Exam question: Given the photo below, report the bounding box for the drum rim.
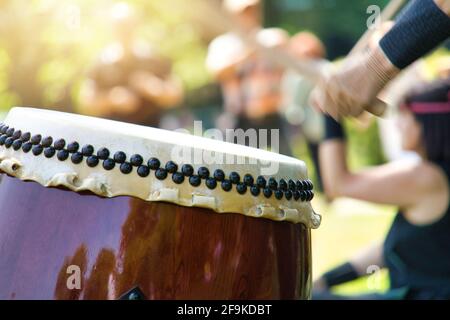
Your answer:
[0,108,321,228]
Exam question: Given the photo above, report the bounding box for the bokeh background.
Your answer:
[0,0,448,296]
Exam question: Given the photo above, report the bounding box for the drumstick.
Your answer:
[349,0,408,56]
[194,0,406,116]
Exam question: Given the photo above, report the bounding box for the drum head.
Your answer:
[0,107,320,228]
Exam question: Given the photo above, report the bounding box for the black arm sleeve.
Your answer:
[324,115,345,141]
[322,262,360,288]
[379,0,450,69]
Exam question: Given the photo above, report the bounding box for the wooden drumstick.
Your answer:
[349,0,408,56]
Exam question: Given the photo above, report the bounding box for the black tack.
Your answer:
[130,154,143,167]
[12,139,22,150]
[165,161,178,173]
[97,147,110,160]
[300,191,308,202]
[4,137,14,148]
[0,134,7,145]
[302,180,309,190]
[41,136,53,148]
[147,157,160,170]
[206,177,217,189]
[293,191,301,201]
[307,180,314,190]
[44,147,56,158]
[30,134,42,145]
[86,155,99,167]
[57,149,69,161]
[53,139,66,150]
[137,165,150,177]
[229,172,240,184]
[189,175,201,187]
[20,132,31,142]
[198,166,210,179]
[22,142,33,153]
[221,180,232,192]
[268,177,278,190]
[296,180,304,191]
[12,130,21,140]
[6,127,14,136]
[67,141,79,153]
[213,169,225,181]
[0,125,7,134]
[307,190,314,201]
[279,179,288,191]
[81,144,94,156]
[250,185,260,196]
[274,190,283,200]
[172,172,185,184]
[32,145,43,156]
[243,174,254,186]
[263,187,273,198]
[102,158,115,171]
[288,179,296,191]
[120,162,132,174]
[71,152,83,164]
[285,190,293,200]
[155,168,168,180]
[236,183,247,195]
[113,151,126,163]
[181,164,194,176]
[256,176,267,188]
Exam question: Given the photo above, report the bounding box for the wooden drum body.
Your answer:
[0,108,320,300]
[0,175,311,299]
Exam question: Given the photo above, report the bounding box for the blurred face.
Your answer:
[235,5,262,31]
[396,107,423,151]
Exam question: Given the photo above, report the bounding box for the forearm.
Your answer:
[130,72,183,108]
[79,87,111,116]
[142,81,183,108]
[349,241,385,275]
[380,0,450,69]
[316,242,384,290]
[319,141,349,199]
[319,116,350,199]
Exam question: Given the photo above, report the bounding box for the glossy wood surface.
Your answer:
[0,174,311,299]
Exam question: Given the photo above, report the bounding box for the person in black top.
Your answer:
[313,78,450,299]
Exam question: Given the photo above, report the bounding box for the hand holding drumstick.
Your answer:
[310,0,450,119]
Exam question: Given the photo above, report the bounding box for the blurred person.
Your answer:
[206,0,292,155]
[310,0,450,119]
[370,21,428,163]
[78,2,183,127]
[314,78,450,299]
[281,31,327,190]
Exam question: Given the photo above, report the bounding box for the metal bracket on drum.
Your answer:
[118,286,147,300]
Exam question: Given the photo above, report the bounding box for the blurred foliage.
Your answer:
[265,0,391,59]
[0,0,212,112]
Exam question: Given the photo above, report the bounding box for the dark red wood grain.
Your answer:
[0,174,311,299]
